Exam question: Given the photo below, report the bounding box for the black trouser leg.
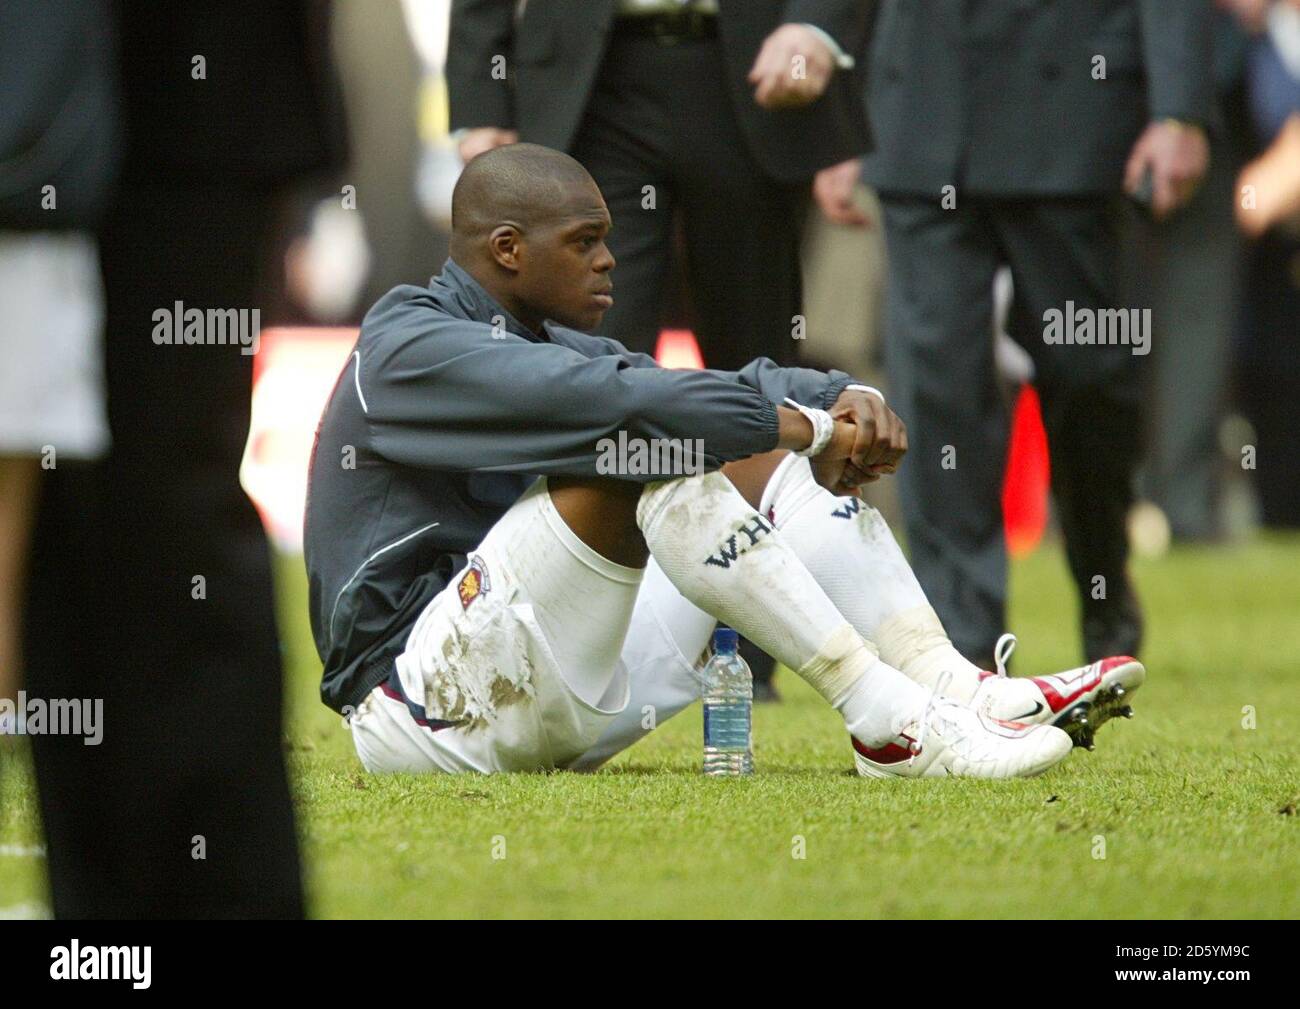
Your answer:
[571,30,806,687]
[996,197,1146,661]
[569,33,678,356]
[25,180,303,918]
[880,198,1006,661]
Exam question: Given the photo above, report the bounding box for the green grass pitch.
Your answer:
[2,538,1297,918]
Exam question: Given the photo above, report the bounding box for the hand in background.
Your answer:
[1214,0,1271,34]
[458,127,519,164]
[748,23,835,109]
[1124,120,1210,219]
[813,158,871,227]
[1236,113,1300,237]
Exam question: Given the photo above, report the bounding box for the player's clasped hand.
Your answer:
[830,388,908,486]
[810,391,908,497]
[809,421,862,496]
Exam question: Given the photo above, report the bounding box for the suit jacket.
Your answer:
[448,0,873,183]
[112,0,347,184]
[863,0,1216,197]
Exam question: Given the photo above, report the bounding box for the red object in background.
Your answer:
[241,327,359,552]
[1002,384,1051,558]
[655,328,705,369]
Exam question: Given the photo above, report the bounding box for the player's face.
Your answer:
[518,184,616,332]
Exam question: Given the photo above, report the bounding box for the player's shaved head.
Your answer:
[448,143,616,334]
[450,143,602,254]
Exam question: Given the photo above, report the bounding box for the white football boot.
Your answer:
[969,634,1147,750]
[853,676,1072,779]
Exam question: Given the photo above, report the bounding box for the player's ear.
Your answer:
[487,224,524,273]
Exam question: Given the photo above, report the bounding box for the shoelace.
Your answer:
[993,632,1018,678]
[909,669,952,765]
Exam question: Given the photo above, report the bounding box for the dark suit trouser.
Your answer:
[1122,147,1240,539]
[24,180,303,918]
[1237,228,1300,528]
[881,196,1145,663]
[568,29,804,369]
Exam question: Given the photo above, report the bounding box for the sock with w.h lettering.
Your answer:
[636,471,926,745]
[759,454,985,702]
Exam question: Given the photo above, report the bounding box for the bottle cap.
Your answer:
[712,627,739,654]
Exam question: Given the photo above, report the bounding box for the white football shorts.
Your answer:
[349,476,718,773]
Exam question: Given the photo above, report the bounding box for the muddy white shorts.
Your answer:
[350,477,718,773]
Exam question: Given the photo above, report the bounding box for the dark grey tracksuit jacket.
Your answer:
[305,258,862,714]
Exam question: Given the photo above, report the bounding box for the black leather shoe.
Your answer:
[1081,578,1144,663]
[739,636,780,703]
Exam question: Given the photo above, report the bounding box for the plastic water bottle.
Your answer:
[702,627,753,776]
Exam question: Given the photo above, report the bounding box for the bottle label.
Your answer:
[703,700,751,750]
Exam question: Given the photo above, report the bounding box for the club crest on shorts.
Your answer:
[458,556,491,609]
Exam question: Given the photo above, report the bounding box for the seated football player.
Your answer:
[304,144,1144,778]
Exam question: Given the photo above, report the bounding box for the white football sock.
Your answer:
[637,471,926,744]
[872,606,986,703]
[760,454,986,703]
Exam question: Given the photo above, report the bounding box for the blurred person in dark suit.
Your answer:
[447,0,871,368]
[1226,0,1300,527]
[864,0,1214,669]
[448,0,872,697]
[24,0,346,918]
[1122,8,1253,543]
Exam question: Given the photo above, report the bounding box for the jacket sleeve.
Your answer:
[1137,0,1216,128]
[447,0,516,132]
[362,318,787,482]
[731,356,860,412]
[551,327,862,413]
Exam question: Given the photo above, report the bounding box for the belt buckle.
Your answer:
[651,10,699,45]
